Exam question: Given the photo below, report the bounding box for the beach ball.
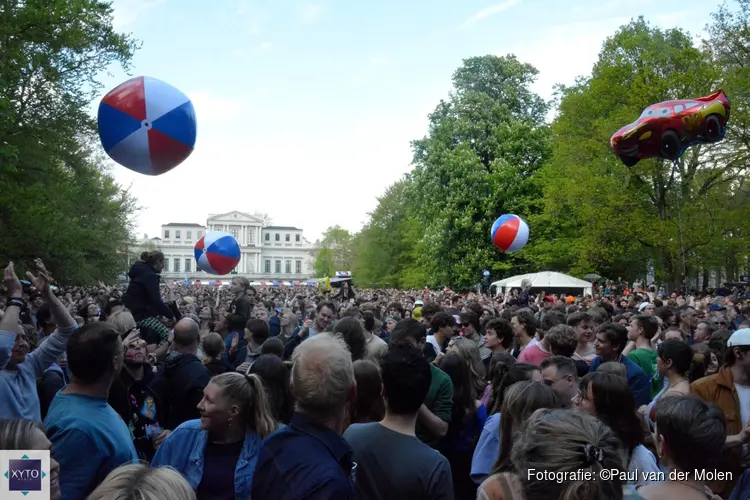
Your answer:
[194,232,240,275]
[97,76,197,176]
[491,214,529,252]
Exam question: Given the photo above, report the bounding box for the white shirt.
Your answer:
[735,383,750,457]
[426,335,442,355]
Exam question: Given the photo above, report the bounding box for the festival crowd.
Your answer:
[2,250,750,500]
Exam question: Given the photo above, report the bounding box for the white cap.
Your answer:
[727,328,750,347]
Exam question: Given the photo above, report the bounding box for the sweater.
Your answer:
[0,324,77,421]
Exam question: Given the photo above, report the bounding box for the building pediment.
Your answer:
[207,211,264,224]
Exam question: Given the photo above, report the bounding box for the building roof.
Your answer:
[263,226,301,231]
[163,223,206,228]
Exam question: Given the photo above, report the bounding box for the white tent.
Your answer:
[491,271,593,296]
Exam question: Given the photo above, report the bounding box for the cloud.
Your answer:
[298,4,324,25]
[463,0,520,28]
[110,0,166,29]
[369,56,386,68]
[254,41,273,54]
[188,91,253,124]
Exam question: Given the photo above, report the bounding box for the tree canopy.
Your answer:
[0,0,139,284]
[345,1,750,290]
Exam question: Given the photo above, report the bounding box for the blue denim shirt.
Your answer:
[251,412,356,500]
[151,419,260,499]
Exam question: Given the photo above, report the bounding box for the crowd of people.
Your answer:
[2,250,750,500]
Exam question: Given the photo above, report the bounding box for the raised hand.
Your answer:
[26,258,52,293]
[4,262,22,298]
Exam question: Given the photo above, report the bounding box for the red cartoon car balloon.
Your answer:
[610,90,730,167]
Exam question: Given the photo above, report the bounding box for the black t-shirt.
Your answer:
[343,423,453,500]
[196,440,243,500]
[126,377,162,462]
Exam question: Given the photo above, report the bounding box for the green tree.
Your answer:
[408,55,551,287]
[313,247,336,278]
[320,225,355,271]
[533,17,750,287]
[0,0,140,284]
[351,179,429,288]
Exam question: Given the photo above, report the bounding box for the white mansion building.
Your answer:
[139,211,318,281]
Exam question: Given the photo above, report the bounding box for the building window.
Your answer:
[275,260,281,273]
[164,230,170,239]
[275,233,280,241]
[285,260,291,273]
[185,258,191,272]
[231,229,239,239]
[285,234,290,242]
[186,230,192,240]
[175,230,181,239]
[164,258,169,271]
[197,231,203,239]
[264,260,271,273]
[295,260,302,274]
[174,259,180,272]
[295,234,300,242]
[265,233,270,241]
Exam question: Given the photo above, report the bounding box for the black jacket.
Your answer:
[123,261,174,322]
[151,352,211,430]
[204,359,232,376]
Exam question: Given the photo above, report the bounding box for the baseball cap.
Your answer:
[543,296,554,302]
[415,299,424,306]
[727,328,750,347]
[709,304,727,312]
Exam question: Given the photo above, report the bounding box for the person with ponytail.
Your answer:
[151,371,278,499]
[122,250,175,356]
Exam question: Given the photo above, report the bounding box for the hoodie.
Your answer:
[123,261,174,322]
[151,352,210,431]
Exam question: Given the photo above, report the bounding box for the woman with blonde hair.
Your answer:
[151,371,277,499]
[86,464,195,500]
[449,336,488,402]
[277,307,298,344]
[106,310,137,335]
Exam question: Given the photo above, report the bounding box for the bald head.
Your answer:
[291,334,354,417]
[173,318,200,348]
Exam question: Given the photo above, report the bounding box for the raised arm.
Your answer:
[0,263,24,370]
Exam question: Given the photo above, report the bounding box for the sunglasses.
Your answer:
[461,323,470,327]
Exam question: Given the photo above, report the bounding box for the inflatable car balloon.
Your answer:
[610,89,730,167]
[194,232,240,275]
[491,214,529,253]
[98,76,197,176]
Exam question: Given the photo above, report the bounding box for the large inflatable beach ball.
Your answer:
[97,76,197,176]
[194,232,241,275]
[491,214,529,252]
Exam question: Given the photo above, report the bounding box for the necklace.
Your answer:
[666,378,689,390]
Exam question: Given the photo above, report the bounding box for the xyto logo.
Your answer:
[5,456,44,493]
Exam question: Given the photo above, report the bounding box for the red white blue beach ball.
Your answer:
[491,214,529,252]
[97,76,197,176]
[194,232,241,275]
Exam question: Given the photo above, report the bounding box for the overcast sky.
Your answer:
[102,0,713,242]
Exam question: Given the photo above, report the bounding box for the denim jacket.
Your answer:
[151,419,260,499]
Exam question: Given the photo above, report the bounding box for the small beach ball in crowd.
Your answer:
[491,214,529,252]
[97,76,197,176]
[194,232,241,275]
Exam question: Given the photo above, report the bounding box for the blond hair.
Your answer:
[107,310,137,335]
[211,372,276,438]
[86,464,195,500]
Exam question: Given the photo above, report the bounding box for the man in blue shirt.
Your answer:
[252,333,356,499]
[590,323,650,407]
[45,322,138,500]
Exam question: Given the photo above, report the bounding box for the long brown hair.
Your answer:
[492,381,559,474]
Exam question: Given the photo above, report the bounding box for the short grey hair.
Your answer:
[292,333,354,417]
